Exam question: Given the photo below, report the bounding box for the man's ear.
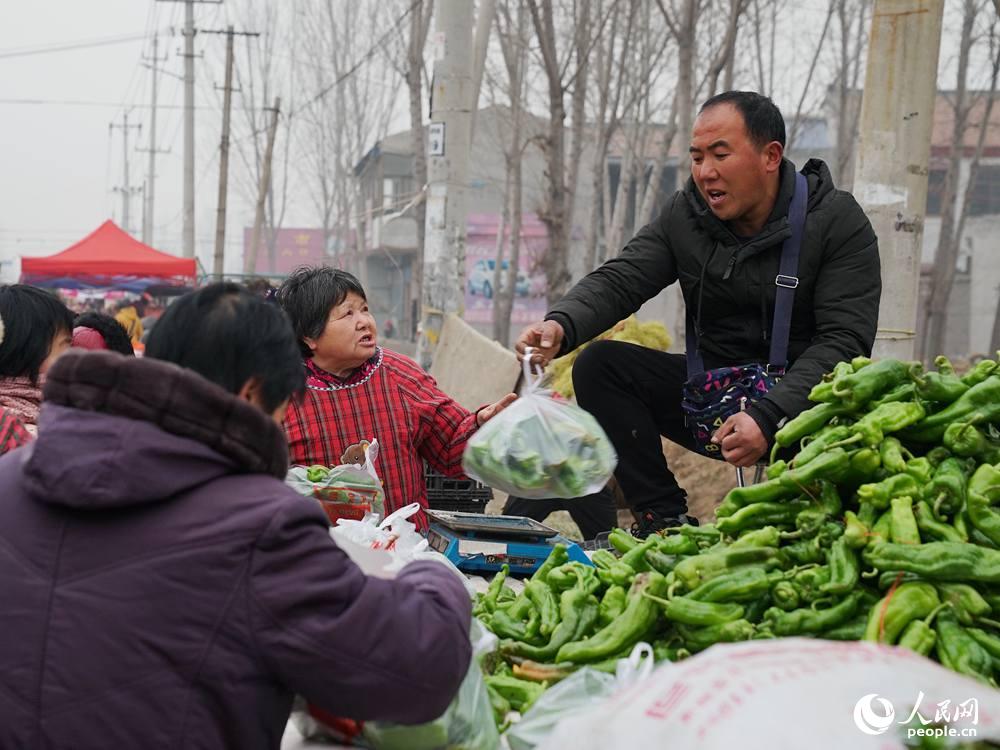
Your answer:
[764,140,784,173]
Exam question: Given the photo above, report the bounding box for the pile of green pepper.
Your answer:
[474,352,1000,731]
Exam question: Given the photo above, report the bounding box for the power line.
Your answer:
[0,31,162,60]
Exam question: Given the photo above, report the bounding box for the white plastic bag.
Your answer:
[537,638,1000,750]
[462,350,617,499]
[505,643,654,750]
[286,438,385,523]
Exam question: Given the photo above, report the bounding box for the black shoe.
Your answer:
[630,510,699,539]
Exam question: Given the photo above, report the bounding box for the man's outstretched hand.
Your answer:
[514,320,565,367]
[712,412,768,467]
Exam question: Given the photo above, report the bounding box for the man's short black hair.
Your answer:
[0,284,74,384]
[699,91,786,149]
[276,266,367,359]
[73,312,135,357]
[145,282,305,412]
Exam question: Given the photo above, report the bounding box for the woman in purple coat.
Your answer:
[0,283,472,750]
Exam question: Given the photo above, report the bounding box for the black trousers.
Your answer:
[572,340,695,517]
[501,487,618,542]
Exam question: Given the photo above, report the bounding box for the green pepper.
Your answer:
[716,478,799,516]
[966,626,1000,666]
[608,528,639,554]
[503,589,599,662]
[902,375,1000,443]
[677,524,723,547]
[590,549,619,571]
[889,496,921,546]
[821,537,860,596]
[840,448,882,486]
[764,590,864,636]
[765,460,788,480]
[966,462,1000,547]
[715,500,811,535]
[744,596,772,624]
[897,604,946,656]
[687,567,777,603]
[936,583,991,626]
[935,607,994,683]
[913,500,966,543]
[655,534,700,556]
[943,422,1000,462]
[843,511,869,549]
[863,581,940,644]
[780,447,851,489]
[925,446,952,467]
[877,570,923,590]
[556,571,667,664]
[730,526,781,549]
[869,382,917,409]
[474,564,509,617]
[771,580,801,611]
[673,547,783,591]
[960,358,997,386]
[620,537,657,573]
[903,458,934,486]
[676,619,755,653]
[851,401,926,447]
[491,605,543,644]
[597,585,627,627]
[483,674,546,713]
[823,613,869,641]
[793,566,833,602]
[857,473,920,511]
[864,541,1000,584]
[879,437,908,475]
[646,593,745,626]
[926,457,973,518]
[830,358,912,408]
[772,400,853,454]
[531,543,569,584]
[794,508,828,536]
[787,426,852,470]
[783,536,826,565]
[911,357,970,404]
[644,549,680,575]
[867,510,893,548]
[807,361,855,403]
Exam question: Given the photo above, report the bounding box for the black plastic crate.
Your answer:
[424,463,493,513]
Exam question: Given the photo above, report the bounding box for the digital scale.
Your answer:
[425,509,592,576]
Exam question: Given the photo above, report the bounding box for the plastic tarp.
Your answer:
[20,220,196,288]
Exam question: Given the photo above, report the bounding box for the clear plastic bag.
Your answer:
[364,621,501,750]
[505,643,654,750]
[286,438,385,523]
[462,352,617,499]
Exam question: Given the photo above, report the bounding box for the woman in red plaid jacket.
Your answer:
[277,267,516,529]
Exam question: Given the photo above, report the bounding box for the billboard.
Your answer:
[243,228,346,275]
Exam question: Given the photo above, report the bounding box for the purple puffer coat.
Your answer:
[0,351,472,750]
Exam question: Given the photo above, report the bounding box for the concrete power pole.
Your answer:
[204,26,259,279]
[245,98,281,275]
[139,35,170,246]
[111,113,142,235]
[415,0,475,369]
[854,0,945,360]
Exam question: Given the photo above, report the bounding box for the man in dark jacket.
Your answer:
[0,284,472,749]
[516,91,881,536]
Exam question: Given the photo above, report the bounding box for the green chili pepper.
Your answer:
[902,375,1000,443]
[960,358,998,387]
[531,544,570,584]
[474,564,510,616]
[772,400,853,454]
[766,460,788,480]
[783,536,826,565]
[863,581,940,644]
[780,447,851,489]
[608,528,639,554]
[869,382,917,409]
[903,458,934,486]
[966,463,1000,548]
[889,496,921,546]
[644,549,680,576]
[867,510,893,548]
[857,473,920,511]
[880,437,908,475]
[716,500,811,535]
[843,511,869,549]
[913,500,965,543]
[793,566,833,603]
[840,447,882,486]
[491,605,543,644]
[807,362,855,403]
[503,589,599,662]
[926,457,973,518]
[966,626,1000,664]
[677,524,723,546]
[556,572,667,664]
[523,584,559,639]
[936,583,992,626]
[852,355,873,370]
[646,592,745,627]
[787,425,852,469]
[764,590,865,636]
[851,401,926,447]
[911,357,970,404]
[821,537,860,596]
[823,613,869,641]
[897,604,946,657]
[590,549,619,570]
[864,541,1000,584]
[943,422,1000,462]
[655,534,701,556]
[877,570,923,590]
[620,537,657,573]
[597,585,627,627]
[673,547,784,591]
[744,596,772,624]
[716,478,799,516]
[830,358,912,408]
[687,567,777,603]
[730,526,781,549]
[925,446,952,467]
[484,674,546,713]
[486,683,512,725]
[676,619,755,653]
[771,580,801,611]
[952,507,971,543]
[935,607,994,683]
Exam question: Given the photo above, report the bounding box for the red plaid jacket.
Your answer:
[283,348,480,529]
[0,407,29,456]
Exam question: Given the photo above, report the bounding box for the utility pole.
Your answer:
[202,26,259,279]
[111,113,143,235]
[157,0,222,259]
[245,98,281,275]
[139,34,170,246]
[415,0,474,369]
[854,0,945,361]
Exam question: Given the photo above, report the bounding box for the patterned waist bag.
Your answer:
[681,172,807,459]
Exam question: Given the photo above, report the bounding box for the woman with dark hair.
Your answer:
[277,266,517,528]
[72,312,135,355]
[0,313,31,454]
[0,284,74,442]
[0,282,472,749]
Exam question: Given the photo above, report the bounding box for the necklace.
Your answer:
[306,347,384,392]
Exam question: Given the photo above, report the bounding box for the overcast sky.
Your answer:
[0,1,977,283]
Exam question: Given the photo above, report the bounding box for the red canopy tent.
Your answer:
[20,220,196,290]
